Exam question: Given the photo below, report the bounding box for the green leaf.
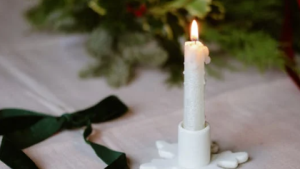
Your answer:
[149,0,211,19]
[185,0,211,18]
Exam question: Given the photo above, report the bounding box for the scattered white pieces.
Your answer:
[215,151,248,168]
[156,141,177,159]
[140,141,249,169]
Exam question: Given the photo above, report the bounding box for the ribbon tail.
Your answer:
[0,117,62,169]
[75,95,129,123]
[84,122,129,169]
[0,95,129,168]
[5,117,63,149]
[0,136,39,169]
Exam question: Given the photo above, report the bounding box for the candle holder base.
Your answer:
[140,141,249,169]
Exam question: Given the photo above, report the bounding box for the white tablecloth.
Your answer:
[1,1,300,169]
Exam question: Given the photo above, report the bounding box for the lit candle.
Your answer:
[184,20,210,131]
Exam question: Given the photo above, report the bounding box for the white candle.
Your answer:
[184,20,210,131]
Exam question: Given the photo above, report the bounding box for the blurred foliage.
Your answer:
[26,0,300,87]
[26,0,99,32]
[81,28,168,87]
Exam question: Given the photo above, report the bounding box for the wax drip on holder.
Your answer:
[139,20,249,169]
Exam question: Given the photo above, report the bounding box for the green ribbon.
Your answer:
[0,95,129,169]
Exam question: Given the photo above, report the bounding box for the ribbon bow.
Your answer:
[0,95,129,169]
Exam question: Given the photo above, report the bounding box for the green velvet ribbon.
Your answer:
[0,95,129,169]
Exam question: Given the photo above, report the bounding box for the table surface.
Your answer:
[1,1,300,169]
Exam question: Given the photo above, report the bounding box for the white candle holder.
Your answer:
[140,122,249,169]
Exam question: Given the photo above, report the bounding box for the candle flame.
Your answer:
[190,20,199,41]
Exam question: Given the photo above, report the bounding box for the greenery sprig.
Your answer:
[26,0,300,87]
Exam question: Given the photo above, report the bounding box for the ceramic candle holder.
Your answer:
[140,121,249,169]
[178,122,210,168]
